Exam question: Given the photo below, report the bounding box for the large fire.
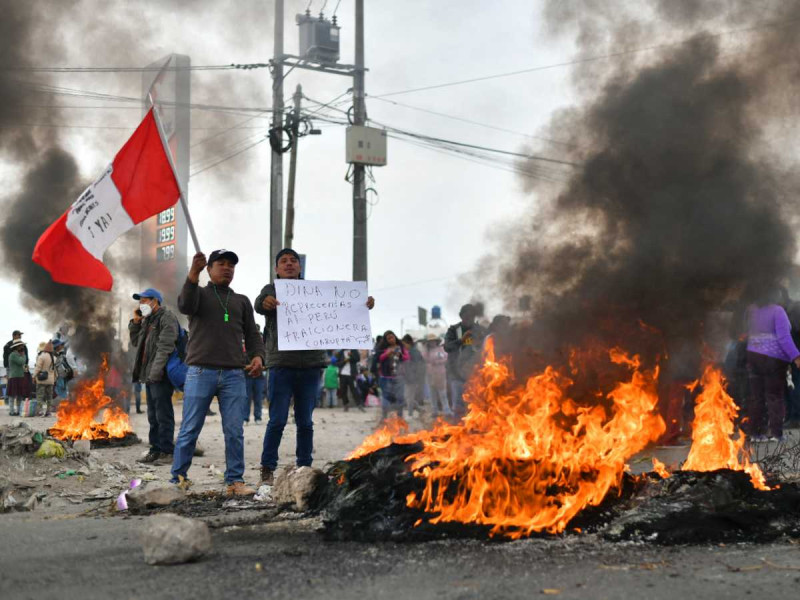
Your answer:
[49,356,133,441]
[348,339,768,537]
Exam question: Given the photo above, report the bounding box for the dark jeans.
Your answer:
[145,379,175,454]
[244,373,266,421]
[787,364,800,424]
[133,382,142,412]
[339,374,359,407]
[261,367,321,471]
[172,367,246,484]
[745,351,787,438]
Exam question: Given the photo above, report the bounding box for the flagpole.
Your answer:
[147,95,201,254]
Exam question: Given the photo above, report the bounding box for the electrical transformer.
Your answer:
[346,126,388,166]
[296,11,340,64]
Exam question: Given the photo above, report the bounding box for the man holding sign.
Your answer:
[255,248,375,485]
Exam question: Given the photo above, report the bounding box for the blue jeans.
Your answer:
[325,388,337,407]
[244,373,266,421]
[172,366,246,484]
[261,367,321,471]
[379,376,405,418]
[450,379,467,419]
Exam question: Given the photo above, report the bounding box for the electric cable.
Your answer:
[372,15,800,98]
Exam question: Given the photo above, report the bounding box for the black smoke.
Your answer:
[0,0,120,366]
[495,0,800,373]
[0,0,271,368]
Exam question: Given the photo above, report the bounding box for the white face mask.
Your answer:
[139,303,153,317]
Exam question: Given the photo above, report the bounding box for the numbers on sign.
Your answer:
[157,244,175,262]
[157,225,175,244]
[157,207,175,226]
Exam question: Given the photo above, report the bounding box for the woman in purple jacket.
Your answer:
[745,287,800,441]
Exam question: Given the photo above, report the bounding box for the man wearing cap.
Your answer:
[172,249,265,496]
[254,248,375,484]
[129,287,179,464]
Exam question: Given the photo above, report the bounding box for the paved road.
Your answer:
[1,512,799,600]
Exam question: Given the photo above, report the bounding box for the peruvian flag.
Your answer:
[32,108,180,291]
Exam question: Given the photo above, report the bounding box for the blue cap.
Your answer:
[133,288,163,303]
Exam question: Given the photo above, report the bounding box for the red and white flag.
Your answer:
[33,108,180,291]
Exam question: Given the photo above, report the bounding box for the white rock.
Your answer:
[272,466,327,511]
[127,483,185,509]
[140,514,211,565]
[72,440,91,456]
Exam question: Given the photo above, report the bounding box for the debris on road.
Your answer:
[273,466,327,512]
[140,513,212,565]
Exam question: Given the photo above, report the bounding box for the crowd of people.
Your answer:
[119,245,517,496]
[11,255,800,500]
[2,330,73,418]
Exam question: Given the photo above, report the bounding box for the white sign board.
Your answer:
[275,280,373,350]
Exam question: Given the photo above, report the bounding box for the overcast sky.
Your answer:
[2,0,580,349]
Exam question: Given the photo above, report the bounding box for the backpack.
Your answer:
[56,355,74,382]
[166,322,189,391]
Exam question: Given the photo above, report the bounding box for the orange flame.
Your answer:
[652,458,670,479]
[350,339,666,537]
[681,365,768,490]
[347,342,772,537]
[346,414,409,460]
[48,355,133,441]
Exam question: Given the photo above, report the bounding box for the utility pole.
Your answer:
[352,0,367,282]
[270,0,285,268]
[284,84,302,249]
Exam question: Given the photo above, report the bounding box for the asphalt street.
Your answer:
[1,511,799,600]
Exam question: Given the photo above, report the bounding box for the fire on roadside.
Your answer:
[347,338,769,537]
[48,355,133,441]
[680,365,768,490]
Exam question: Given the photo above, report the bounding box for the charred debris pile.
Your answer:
[318,442,800,545]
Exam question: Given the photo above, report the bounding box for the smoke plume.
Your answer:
[495,0,800,372]
[0,0,270,367]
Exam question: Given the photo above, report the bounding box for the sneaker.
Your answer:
[207,409,217,416]
[138,450,162,463]
[153,453,174,466]
[255,419,263,425]
[227,481,256,496]
[768,436,784,443]
[260,466,274,485]
[750,435,768,443]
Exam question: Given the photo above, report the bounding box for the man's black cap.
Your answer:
[12,330,22,337]
[208,249,239,266]
[275,248,300,266]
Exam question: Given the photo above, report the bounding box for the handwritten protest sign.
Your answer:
[275,280,373,350]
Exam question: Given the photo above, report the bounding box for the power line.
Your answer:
[369,95,575,148]
[189,136,268,178]
[0,63,269,73]
[0,122,271,131]
[372,15,800,98]
[306,108,580,167]
[15,80,276,118]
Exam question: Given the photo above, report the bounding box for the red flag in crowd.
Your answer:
[32,108,180,291]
